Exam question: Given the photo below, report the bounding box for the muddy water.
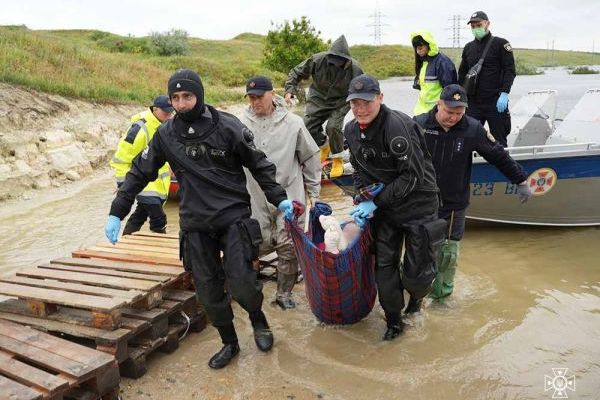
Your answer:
[1,177,598,399]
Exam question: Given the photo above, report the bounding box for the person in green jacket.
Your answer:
[110,95,173,235]
[411,31,458,116]
[284,35,363,178]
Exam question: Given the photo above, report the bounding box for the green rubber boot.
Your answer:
[430,240,460,300]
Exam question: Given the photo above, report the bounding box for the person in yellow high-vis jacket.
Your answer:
[110,95,173,235]
[410,31,458,116]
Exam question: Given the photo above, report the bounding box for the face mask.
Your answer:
[472,27,487,40]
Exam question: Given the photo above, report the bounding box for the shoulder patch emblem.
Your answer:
[504,43,512,52]
[242,127,256,148]
[486,131,496,143]
[390,136,410,159]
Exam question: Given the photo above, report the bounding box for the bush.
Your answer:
[150,29,189,56]
[571,66,599,74]
[263,17,329,74]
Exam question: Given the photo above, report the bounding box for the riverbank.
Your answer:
[0,82,248,202]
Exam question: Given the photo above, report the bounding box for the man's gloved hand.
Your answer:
[496,92,509,113]
[278,199,294,220]
[354,215,367,228]
[105,215,121,244]
[350,200,377,221]
[516,182,533,203]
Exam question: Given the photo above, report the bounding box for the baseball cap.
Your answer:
[440,84,468,108]
[468,11,489,24]
[152,95,174,113]
[346,74,381,102]
[245,76,273,96]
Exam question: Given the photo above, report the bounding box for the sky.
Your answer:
[1,0,599,52]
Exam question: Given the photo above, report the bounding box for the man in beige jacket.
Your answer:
[242,76,321,309]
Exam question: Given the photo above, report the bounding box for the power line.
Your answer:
[367,2,388,46]
[446,15,467,48]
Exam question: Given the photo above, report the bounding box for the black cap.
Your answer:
[168,69,204,106]
[440,84,468,107]
[346,74,381,102]
[245,76,273,96]
[468,11,489,24]
[152,95,174,113]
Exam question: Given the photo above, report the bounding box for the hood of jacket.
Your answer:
[327,35,351,60]
[410,30,439,57]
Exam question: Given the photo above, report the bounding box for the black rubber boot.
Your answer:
[249,310,273,352]
[208,343,240,369]
[383,313,404,341]
[275,296,296,310]
[404,296,423,314]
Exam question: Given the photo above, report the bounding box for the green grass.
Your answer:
[571,66,599,74]
[1,25,598,104]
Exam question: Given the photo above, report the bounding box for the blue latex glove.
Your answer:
[105,215,121,244]
[350,200,378,221]
[354,215,367,228]
[277,199,294,220]
[516,182,533,203]
[496,92,509,113]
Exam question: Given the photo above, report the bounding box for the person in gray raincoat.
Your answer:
[284,35,363,178]
[242,76,321,309]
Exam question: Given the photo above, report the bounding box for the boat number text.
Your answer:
[472,182,495,196]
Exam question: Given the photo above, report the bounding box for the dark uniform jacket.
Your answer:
[458,32,516,101]
[110,105,287,232]
[415,107,527,211]
[344,104,439,223]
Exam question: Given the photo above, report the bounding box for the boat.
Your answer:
[330,89,600,226]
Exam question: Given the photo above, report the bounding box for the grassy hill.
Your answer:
[1,25,598,105]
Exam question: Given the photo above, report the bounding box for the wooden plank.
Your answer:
[0,313,131,342]
[0,350,69,395]
[38,263,171,283]
[0,334,95,378]
[0,281,125,312]
[0,276,143,301]
[96,242,179,256]
[16,267,161,291]
[52,257,182,276]
[0,374,42,400]
[72,249,183,267]
[130,231,178,240]
[89,245,179,260]
[120,237,179,249]
[0,320,114,369]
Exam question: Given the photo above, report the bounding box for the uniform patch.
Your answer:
[242,127,256,148]
[390,136,410,159]
[124,124,142,144]
[486,131,496,143]
[504,43,512,52]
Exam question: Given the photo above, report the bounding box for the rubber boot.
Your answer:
[276,272,297,310]
[383,313,404,341]
[430,240,460,300]
[329,154,344,178]
[319,143,331,163]
[249,310,273,352]
[404,295,423,314]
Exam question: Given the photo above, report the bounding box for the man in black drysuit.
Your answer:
[104,69,294,369]
[344,74,446,341]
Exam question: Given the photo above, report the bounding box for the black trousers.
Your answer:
[373,213,440,321]
[122,201,167,235]
[438,208,467,241]
[304,102,350,154]
[467,98,511,147]
[180,222,263,328]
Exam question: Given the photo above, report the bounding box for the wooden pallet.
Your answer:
[0,320,120,400]
[0,290,207,379]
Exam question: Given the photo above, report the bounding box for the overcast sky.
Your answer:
[1,0,599,52]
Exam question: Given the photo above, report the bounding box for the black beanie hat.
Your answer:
[412,35,429,48]
[168,69,204,106]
